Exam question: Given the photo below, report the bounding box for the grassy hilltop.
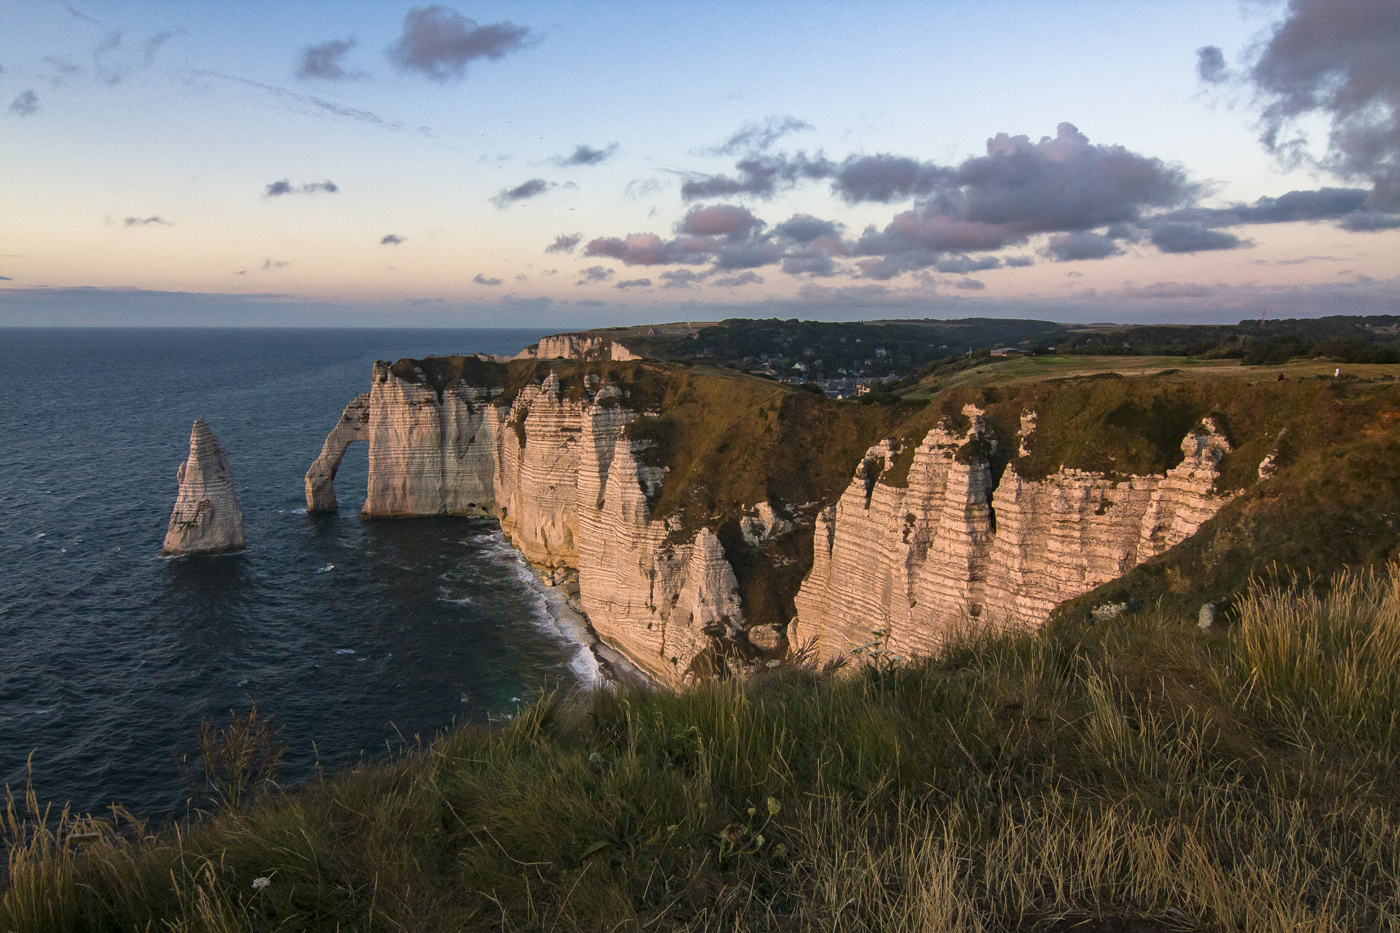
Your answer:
[8,322,1400,930]
[5,572,1400,930]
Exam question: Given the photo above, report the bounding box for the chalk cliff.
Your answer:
[310,362,1241,684]
[515,334,639,362]
[790,408,1233,662]
[162,418,245,556]
[305,394,369,512]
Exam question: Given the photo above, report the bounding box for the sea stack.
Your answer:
[161,418,245,556]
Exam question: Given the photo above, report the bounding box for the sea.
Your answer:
[0,327,603,820]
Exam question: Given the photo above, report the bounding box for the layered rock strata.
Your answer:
[515,334,639,361]
[791,408,1233,661]
[304,394,369,512]
[311,364,1239,684]
[162,418,245,556]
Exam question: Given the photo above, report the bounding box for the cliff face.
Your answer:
[310,361,1240,684]
[791,407,1232,661]
[515,334,639,362]
[162,418,245,556]
[305,394,369,512]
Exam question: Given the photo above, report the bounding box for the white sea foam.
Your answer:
[291,508,307,515]
[334,648,356,655]
[501,552,606,687]
[315,563,335,573]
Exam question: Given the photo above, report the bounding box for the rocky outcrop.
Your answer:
[162,419,245,556]
[312,362,1242,684]
[515,333,639,362]
[791,408,1233,662]
[305,394,369,512]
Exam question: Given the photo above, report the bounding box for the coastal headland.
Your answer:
[306,317,1400,686]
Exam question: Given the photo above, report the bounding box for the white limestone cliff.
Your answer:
[305,394,369,512]
[162,418,245,556]
[311,363,1242,684]
[791,409,1234,662]
[515,333,640,361]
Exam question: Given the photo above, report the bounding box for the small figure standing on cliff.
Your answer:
[161,418,246,556]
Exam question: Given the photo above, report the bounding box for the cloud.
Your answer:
[953,278,986,290]
[0,276,12,281]
[93,29,175,86]
[491,178,554,208]
[10,90,38,116]
[381,234,405,245]
[123,216,170,227]
[1244,0,1400,209]
[261,259,289,270]
[1147,222,1246,253]
[1004,255,1035,267]
[933,254,1002,274]
[1195,45,1228,84]
[624,178,663,199]
[615,277,652,289]
[1340,211,1400,231]
[772,213,842,243]
[702,115,813,155]
[831,154,949,203]
[681,151,834,200]
[472,273,502,285]
[264,179,339,197]
[576,265,614,284]
[187,70,425,134]
[660,269,705,289]
[553,143,617,167]
[712,271,763,287]
[546,233,581,253]
[298,38,357,80]
[388,6,532,81]
[1169,187,1370,225]
[1046,231,1120,261]
[677,204,764,237]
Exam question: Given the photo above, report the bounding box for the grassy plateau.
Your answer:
[5,568,1400,931]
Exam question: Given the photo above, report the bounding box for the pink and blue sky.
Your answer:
[1,0,1396,326]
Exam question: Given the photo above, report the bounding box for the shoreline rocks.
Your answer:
[161,418,245,556]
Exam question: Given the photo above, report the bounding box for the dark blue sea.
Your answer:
[0,328,599,820]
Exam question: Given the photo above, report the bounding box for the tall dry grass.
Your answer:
[5,570,1400,931]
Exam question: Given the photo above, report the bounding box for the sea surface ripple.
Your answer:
[0,328,594,819]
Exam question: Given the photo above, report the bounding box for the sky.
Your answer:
[1,0,1397,327]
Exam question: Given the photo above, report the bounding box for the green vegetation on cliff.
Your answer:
[6,571,1400,931]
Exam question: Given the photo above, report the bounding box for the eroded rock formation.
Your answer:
[305,394,369,511]
[791,407,1233,662]
[515,333,639,361]
[310,363,1241,684]
[162,419,245,556]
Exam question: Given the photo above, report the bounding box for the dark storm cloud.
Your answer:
[545,233,581,253]
[702,116,813,156]
[1148,222,1245,253]
[10,90,38,115]
[615,278,652,289]
[1196,45,1229,84]
[123,216,170,227]
[381,234,405,245]
[576,265,614,284]
[1246,0,1400,209]
[472,273,502,285]
[264,179,339,197]
[298,38,356,80]
[676,204,763,238]
[388,6,532,82]
[553,143,617,167]
[491,178,554,208]
[1046,231,1120,261]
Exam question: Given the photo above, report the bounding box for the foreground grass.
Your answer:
[7,571,1400,931]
